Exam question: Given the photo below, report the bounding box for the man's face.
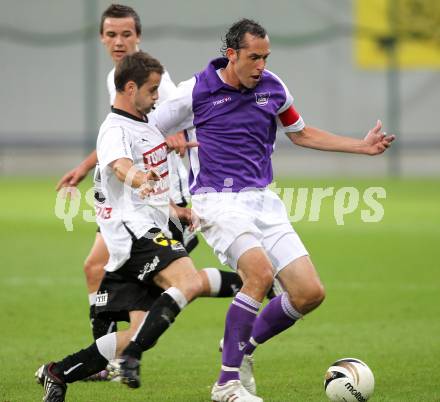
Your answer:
[134,72,162,115]
[101,17,140,64]
[230,33,271,89]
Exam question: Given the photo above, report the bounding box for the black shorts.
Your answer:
[99,203,198,251]
[94,276,162,321]
[168,201,199,253]
[95,228,188,318]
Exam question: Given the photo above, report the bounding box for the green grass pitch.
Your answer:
[0,177,439,401]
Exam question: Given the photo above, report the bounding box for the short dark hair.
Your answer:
[114,51,164,92]
[221,18,267,56]
[100,4,142,36]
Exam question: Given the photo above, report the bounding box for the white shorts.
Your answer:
[191,189,308,274]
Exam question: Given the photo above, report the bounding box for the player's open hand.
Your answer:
[363,120,396,155]
[55,164,89,192]
[139,168,161,199]
[166,131,198,157]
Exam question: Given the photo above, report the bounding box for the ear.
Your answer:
[225,47,238,63]
[124,80,137,94]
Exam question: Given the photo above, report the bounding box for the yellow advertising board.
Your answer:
[355,0,440,68]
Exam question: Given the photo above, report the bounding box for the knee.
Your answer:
[292,282,325,314]
[258,268,274,290]
[178,272,204,302]
[312,282,326,306]
[244,267,273,295]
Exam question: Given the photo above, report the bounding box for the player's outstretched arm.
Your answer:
[287,120,395,155]
[111,158,160,198]
[55,150,98,190]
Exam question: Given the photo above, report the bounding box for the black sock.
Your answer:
[52,343,108,383]
[123,293,181,359]
[218,271,242,297]
[90,305,118,340]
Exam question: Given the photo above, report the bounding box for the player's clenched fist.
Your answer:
[165,131,198,157]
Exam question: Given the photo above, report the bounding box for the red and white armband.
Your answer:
[278,105,305,132]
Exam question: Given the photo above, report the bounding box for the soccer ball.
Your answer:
[324,358,375,401]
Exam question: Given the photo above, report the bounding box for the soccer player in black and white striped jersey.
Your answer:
[55,4,244,351]
[36,51,209,401]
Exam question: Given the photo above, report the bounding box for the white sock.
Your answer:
[281,292,303,320]
[165,286,188,310]
[88,292,97,306]
[96,332,117,361]
[202,268,222,296]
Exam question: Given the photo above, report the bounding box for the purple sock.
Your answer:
[218,292,261,385]
[243,292,302,356]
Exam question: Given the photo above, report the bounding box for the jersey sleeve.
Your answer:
[97,126,133,168]
[156,70,177,105]
[107,68,116,106]
[151,77,196,135]
[270,72,305,133]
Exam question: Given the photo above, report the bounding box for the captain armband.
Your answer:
[279,105,305,132]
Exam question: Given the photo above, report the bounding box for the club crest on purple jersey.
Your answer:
[255,92,270,106]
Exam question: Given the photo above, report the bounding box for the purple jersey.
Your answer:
[153,57,304,194]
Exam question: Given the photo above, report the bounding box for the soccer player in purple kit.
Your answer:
[153,19,395,402]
